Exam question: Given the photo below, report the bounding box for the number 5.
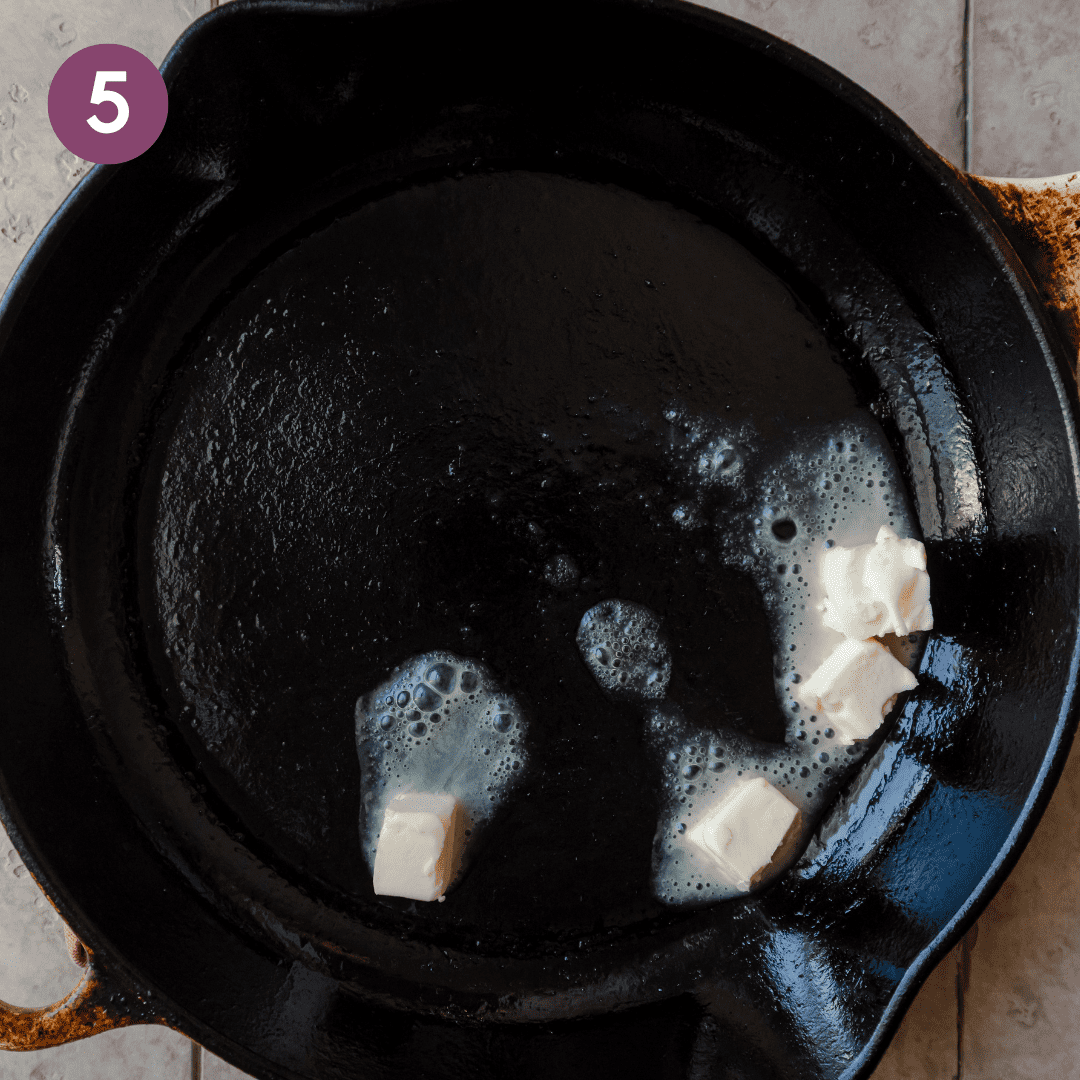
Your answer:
[87,71,129,134]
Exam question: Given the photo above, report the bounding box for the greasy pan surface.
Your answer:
[1,1,1078,1078]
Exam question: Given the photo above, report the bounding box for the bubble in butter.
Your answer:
[355,652,528,896]
[577,599,672,702]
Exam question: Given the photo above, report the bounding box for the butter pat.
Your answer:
[687,777,800,893]
[795,638,917,744]
[820,524,933,640]
[372,792,464,901]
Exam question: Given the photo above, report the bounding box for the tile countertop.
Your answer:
[1,1,1078,1078]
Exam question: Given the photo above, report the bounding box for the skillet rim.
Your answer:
[0,2,1078,1078]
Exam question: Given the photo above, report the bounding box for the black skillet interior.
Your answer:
[1,1,1078,1078]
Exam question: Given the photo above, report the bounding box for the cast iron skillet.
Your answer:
[1,1,1078,1078]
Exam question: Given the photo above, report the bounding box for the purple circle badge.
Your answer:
[48,44,168,165]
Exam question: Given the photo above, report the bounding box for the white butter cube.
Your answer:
[795,638,917,744]
[687,777,800,893]
[372,792,464,902]
[820,525,933,640]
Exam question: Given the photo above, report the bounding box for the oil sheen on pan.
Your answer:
[148,170,921,944]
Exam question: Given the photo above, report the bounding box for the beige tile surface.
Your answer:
[958,732,1080,1079]
[0,0,212,292]
[870,945,960,1080]
[695,0,967,166]
[201,1047,254,1080]
[972,0,1080,176]
[0,1026,192,1080]
[0,841,80,1009]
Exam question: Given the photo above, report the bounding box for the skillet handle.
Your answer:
[967,171,1080,376]
[0,933,158,1050]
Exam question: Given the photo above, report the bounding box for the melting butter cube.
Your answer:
[372,792,464,901]
[687,777,800,893]
[795,638,917,744]
[820,524,933,640]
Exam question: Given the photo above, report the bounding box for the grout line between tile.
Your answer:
[959,950,967,1075]
[956,925,979,1080]
[191,1039,203,1080]
[961,0,974,172]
